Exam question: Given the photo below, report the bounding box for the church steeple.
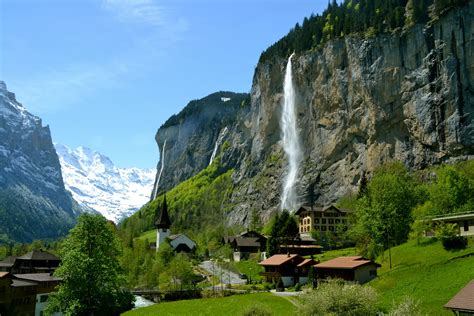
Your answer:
[155,194,171,251]
[155,194,171,229]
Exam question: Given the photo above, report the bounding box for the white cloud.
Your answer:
[102,0,167,27]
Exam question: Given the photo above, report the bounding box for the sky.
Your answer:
[1,0,329,169]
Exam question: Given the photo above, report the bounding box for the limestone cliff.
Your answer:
[152,3,474,226]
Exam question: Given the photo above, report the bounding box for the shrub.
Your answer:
[297,279,379,316]
[294,282,302,291]
[436,223,468,250]
[241,304,272,316]
[388,296,421,316]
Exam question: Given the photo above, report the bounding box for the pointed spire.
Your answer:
[155,194,171,229]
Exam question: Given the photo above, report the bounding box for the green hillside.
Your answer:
[123,292,296,316]
[371,237,474,314]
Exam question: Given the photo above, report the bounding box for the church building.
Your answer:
[153,195,196,253]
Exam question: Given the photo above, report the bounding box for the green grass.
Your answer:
[122,293,296,316]
[370,237,474,314]
[136,229,156,242]
[234,260,264,282]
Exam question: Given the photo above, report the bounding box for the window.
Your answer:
[328,219,334,224]
[335,219,340,224]
[342,219,346,224]
[322,219,326,224]
[464,220,469,232]
[314,218,319,224]
[40,295,48,303]
[321,226,327,231]
[329,226,334,231]
[314,226,320,231]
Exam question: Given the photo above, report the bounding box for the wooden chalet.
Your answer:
[315,256,380,284]
[259,254,317,287]
[9,250,60,274]
[223,231,267,261]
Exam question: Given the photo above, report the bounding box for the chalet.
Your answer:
[151,195,196,253]
[296,205,352,235]
[315,256,380,284]
[279,235,323,257]
[431,212,474,237]
[0,250,61,274]
[223,231,267,261]
[259,254,317,287]
[445,279,474,315]
[14,273,62,316]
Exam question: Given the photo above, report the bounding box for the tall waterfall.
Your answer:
[152,139,167,200]
[280,53,302,211]
[209,127,228,165]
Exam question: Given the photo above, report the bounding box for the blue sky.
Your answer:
[1,0,329,169]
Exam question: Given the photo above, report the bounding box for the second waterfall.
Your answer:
[280,53,302,211]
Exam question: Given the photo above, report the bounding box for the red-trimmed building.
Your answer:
[315,256,380,284]
[259,254,318,287]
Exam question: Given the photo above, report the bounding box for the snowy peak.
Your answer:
[55,144,155,222]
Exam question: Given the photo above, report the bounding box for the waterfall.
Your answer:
[280,53,302,211]
[209,127,228,165]
[152,139,167,200]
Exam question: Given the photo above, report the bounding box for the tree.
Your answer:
[46,214,134,316]
[352,163,418,264]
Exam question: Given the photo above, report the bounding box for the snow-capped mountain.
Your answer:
[0,81,80,242]
[55,144,155,222]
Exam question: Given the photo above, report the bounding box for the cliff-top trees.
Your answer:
[46,214,133,316]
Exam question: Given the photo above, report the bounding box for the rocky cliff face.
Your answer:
[0,81,80,242]
[152,91,251,196]
[152,4,474,226]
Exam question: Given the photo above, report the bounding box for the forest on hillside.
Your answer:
[259,0,470,63]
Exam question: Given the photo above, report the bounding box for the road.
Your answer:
[199,260,247,285]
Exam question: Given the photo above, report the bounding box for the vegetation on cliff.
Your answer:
[259,0,470,63]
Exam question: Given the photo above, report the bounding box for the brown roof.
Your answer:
[234,237,261,248]
[295,204,353,216]
[0,272,10,278]
[14,273,61,283]
[315,256,380,270]
[445,279,474,312]
[297,259,318,267]
[17,250,60,261]
[259,254,300,266]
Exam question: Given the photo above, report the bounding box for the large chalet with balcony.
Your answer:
[296,205,352,235]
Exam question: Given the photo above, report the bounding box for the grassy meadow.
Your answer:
[123,292,296,316]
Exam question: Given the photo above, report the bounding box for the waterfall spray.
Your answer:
[209,127,228,165]
[280,53,302,211]
[152,139,167,200]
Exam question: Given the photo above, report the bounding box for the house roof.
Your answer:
[315,256,380,270]
[155,195,172,229]
[17,250,60,261]
[297,259,318,267]
[0,272,10,278]
[11,279,37,287]
[169,234,183,240]
[295,204,353,216]
[14,273,61,283]
[259,254,300,266]
[233,237,262,248]
[445,279,474,312]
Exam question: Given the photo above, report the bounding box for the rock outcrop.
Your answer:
[151,3,474,226]
[0,81,81,242]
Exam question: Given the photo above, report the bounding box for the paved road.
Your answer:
[199,260,247,285]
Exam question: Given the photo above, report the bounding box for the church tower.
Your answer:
[155,194,171,251]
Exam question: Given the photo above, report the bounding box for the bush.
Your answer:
[436,223,468,250]
[388,296,421,316]
[294,283,302,291]
[241,304,272,316]
[275,278,284,292]
[297,279,379,316]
